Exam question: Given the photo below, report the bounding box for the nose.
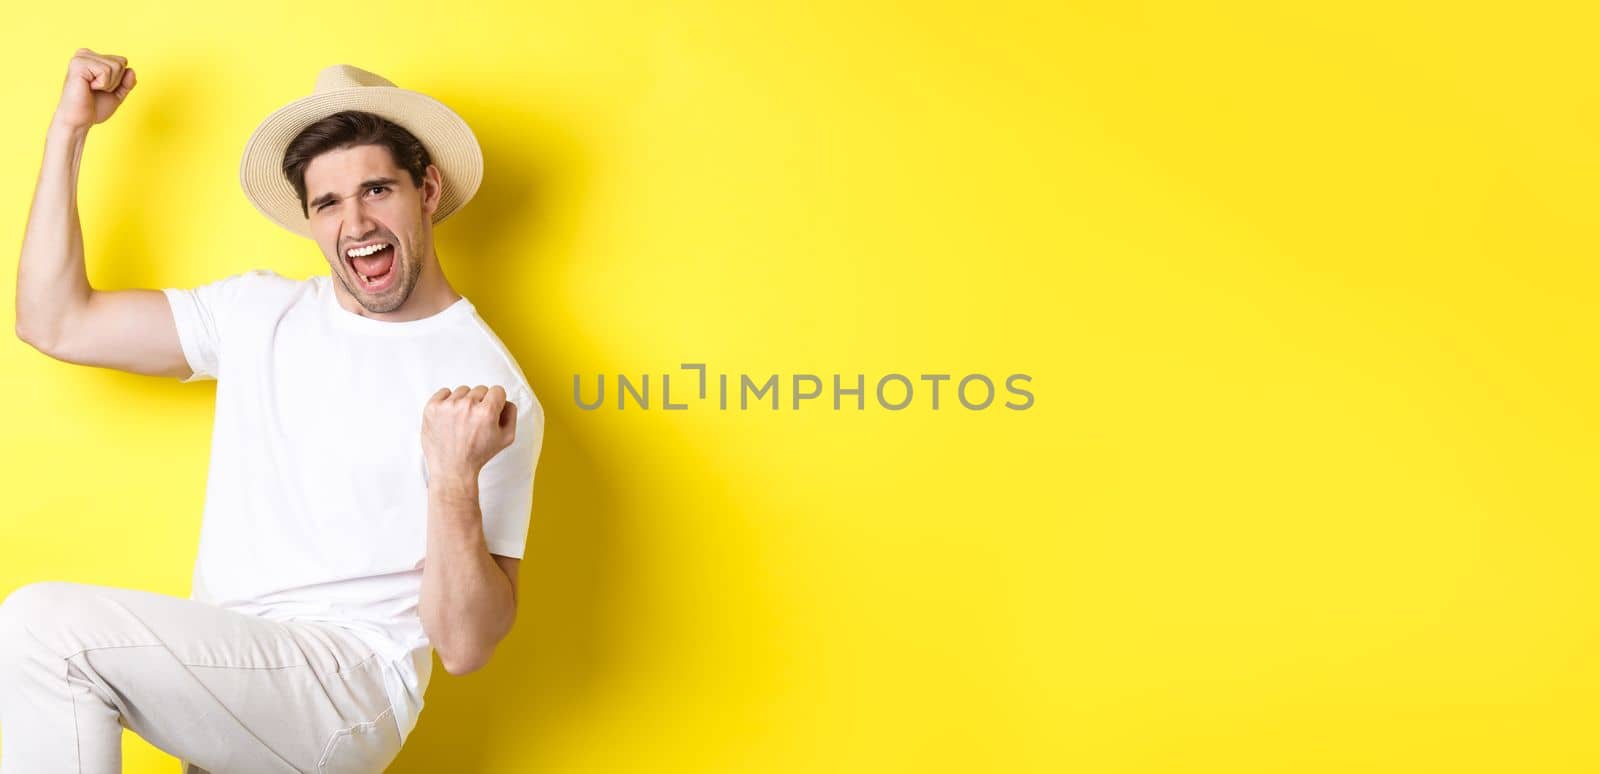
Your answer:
[338,196,380,245]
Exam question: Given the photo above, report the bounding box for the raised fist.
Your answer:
[54,48,136,131]
[421,384,518,488]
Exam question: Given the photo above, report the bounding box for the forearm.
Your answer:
[16,120,94,349]
[418,476,516,674]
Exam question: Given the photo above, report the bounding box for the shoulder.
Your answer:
[240,268,309,294]
[165,268,309,320]
[192,268,307,299]
[464,308,537,396]
[220,269,315,318]
[459,308,540,408]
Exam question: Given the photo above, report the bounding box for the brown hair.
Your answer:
[281,110,432,218]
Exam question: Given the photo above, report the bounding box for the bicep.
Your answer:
[45,288,193,380]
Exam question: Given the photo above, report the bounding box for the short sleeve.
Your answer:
[161,269,274,383]
[476,385,545,558]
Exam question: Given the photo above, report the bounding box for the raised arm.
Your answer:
[15,48,192,380]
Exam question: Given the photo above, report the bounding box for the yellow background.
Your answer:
[2,1,1595,771]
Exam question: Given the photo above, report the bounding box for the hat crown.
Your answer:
[314,64,396,93]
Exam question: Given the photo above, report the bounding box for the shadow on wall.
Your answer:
[385,92,620,769]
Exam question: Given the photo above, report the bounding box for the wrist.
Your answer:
[429,471,480,501]
[48,116,90,141]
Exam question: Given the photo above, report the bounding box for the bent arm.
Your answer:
[419,476,519,675]
[15,119,190,379]
[16,121,93,350]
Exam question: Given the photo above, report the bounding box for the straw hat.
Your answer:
[238,64,483,239]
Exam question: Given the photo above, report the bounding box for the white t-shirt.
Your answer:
[161,269,544,745]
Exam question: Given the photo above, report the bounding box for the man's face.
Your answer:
[303,144,441,314]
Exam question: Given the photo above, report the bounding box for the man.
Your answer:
[2,49,543,772]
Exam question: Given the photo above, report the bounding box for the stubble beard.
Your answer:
[341,246,420,315]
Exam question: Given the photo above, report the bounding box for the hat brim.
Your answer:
[239,86,483,240]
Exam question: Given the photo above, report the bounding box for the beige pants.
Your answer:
[0,581,403,773]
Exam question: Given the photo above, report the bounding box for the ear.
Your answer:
[421,163,444,217]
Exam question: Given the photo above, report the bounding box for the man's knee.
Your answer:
[0,581,85,644]
[0,581,73,680]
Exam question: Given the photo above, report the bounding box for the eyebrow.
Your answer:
[307,177,400,210]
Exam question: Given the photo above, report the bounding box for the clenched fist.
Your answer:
[421,384,518,488]
[54,48,136,132]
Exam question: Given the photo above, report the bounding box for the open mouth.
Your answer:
[345,243,397,292]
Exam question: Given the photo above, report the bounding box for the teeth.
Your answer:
[346,243,390,258]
